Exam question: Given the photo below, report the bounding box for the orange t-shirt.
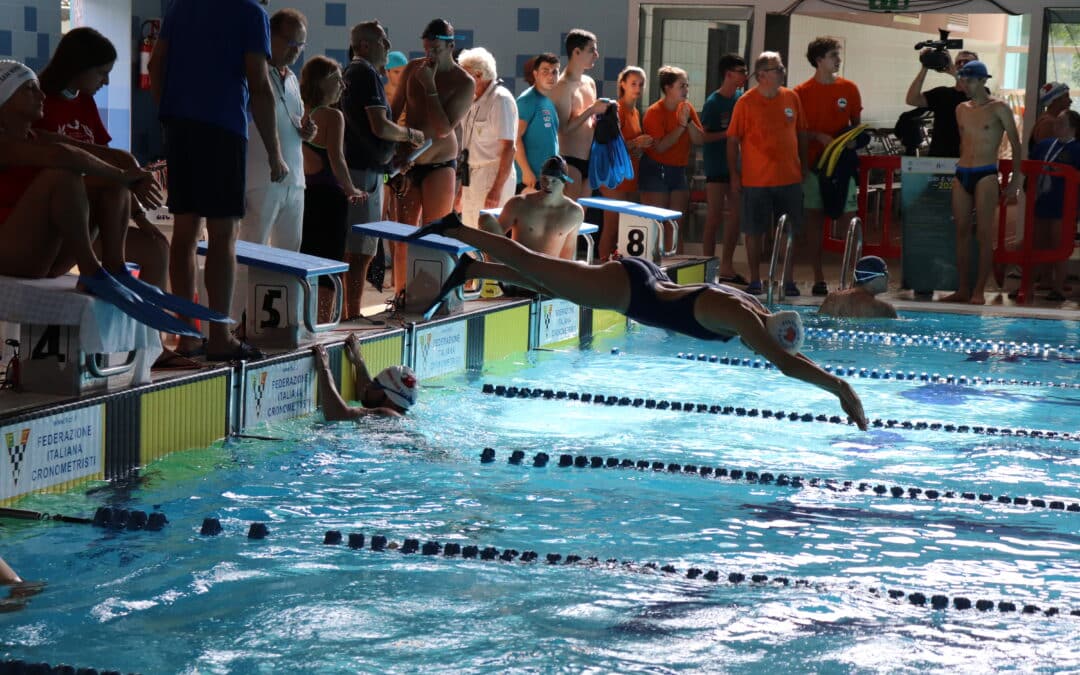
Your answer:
[613,102,643,192]
[793,77,862,165]
[642,99,702,167]
[727,87,806,188]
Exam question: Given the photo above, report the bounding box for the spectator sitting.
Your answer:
[0,60,200,338]
[35,27,191,367]
[1030,109,1080,301]
[312,334,417,420]
[817,256,898,318]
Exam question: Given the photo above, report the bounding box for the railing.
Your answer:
[838,217,864,290]
[822,155,902,260]
[766,214,794,307]
[993,159,1080,304]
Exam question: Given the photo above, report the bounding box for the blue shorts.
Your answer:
[740,183,803,236]
[638,155,688,193]
[164,118,247,219]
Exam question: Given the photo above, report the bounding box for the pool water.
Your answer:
[2,309,1079,673]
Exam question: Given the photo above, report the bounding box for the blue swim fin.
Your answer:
[420,254,474,320]
[113,269,233,323]
[78,269,204,338]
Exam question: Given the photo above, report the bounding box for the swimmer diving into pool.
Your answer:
[410,212,868,429]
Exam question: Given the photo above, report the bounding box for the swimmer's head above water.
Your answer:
[853,255,889,295]
[373,365,419,412]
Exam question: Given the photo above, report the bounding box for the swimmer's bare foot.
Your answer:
[344,332,363,367]
[968,292,987,305]
[940,291,970,303]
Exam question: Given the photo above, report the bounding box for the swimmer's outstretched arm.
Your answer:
[730,309,868,430]
[312,345,400,421]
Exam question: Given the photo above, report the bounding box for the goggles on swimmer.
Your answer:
[853,269,887,284]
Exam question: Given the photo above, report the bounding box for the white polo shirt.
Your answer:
[245,65,305,189]
[462,80,517,166]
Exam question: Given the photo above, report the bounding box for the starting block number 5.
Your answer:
[254,284,287,334]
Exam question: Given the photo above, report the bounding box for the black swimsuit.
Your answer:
[619,257,756,341]
[408,159,458,187]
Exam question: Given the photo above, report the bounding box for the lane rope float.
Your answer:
[802,327,1080,357]
[479,384,1080,443]
[313,530,1080,620]
[477,448,1080,515]
[672,352,1080,391]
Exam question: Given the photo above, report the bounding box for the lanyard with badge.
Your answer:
[273,68,303,130]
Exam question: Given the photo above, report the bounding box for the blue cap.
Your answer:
[854,256,888,285]
[387,51,408,70]
[957,61,991,80]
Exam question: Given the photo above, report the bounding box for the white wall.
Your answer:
[788,14,1006,128]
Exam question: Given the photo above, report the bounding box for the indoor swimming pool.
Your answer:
[2,309,1079,673]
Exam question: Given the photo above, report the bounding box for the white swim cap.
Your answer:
[374,365,419,410]
[765,311,804,354]
[0,60,37,109]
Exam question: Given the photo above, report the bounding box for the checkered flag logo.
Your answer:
[252,372,268,417]
[5,428,30,486]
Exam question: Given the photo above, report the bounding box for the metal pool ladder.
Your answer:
[766,214,794,307]
[838,216,864,290]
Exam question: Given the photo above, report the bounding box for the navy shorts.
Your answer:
[638,154,688,193]
[164,118,247,219]
[740,183,803,236]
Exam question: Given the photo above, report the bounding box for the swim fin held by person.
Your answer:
[410,212,868,429]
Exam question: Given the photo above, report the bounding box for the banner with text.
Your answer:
[1,405,105,500]
[414,321,467,380]
[901,157,962,294]
[243,357,317,429]
[537,299,580,348]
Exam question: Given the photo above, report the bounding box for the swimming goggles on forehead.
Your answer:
[432,35,455,41]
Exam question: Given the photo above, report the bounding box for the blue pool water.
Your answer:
[2,309,1079,673]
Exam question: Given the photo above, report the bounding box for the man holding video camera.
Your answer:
[905,43,980,157]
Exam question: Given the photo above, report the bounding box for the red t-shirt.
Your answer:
[35,91,111,145]
[793,77,862,165]
[0,131,42,223]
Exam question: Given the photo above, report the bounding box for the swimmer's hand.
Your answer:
[837,381,868,430]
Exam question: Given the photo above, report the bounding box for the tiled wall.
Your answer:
[0,0,61,72]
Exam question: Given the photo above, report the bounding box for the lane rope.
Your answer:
[479,384,1080,443]
[802,327,1080,357]
[477,448,1080,515]
[312,530,1080,620]
[672,351,1080,391]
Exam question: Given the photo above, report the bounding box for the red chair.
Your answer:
[822,155,902,260]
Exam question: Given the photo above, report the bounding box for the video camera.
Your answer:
[915,29,964,72]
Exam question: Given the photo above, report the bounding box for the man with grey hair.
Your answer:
[341,20,425,321]
[457,47,517,227]
[727,51,807,296]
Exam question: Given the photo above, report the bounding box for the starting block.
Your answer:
[478,208,599,263]
[352,221,479,317]
[197,240,347,349]
[0,275,161,396]
[578,197,681,264]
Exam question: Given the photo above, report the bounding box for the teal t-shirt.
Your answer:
[701,89,741,179]
[515,86,560,184]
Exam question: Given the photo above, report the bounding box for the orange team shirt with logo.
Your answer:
[613,102,643,192]
[727,87,806,188]
[793,77,862,166]
[642,99,702,167]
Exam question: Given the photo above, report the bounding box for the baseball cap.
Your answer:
[1040,81,1070,106]
[540,156,574,184]
[386,51,408,70]
[956,61,991,80]
[853,256,888,285]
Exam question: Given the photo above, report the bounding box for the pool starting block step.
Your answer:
[579,197,681,263]
[197,240,348,349]
[479,208,599,262]
[353,221,479,317]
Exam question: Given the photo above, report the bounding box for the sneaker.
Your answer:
[746,280,764,295]
[783,281,800,297]
[812,281,828,296]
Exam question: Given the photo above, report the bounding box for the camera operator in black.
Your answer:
[905,48,979,157]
